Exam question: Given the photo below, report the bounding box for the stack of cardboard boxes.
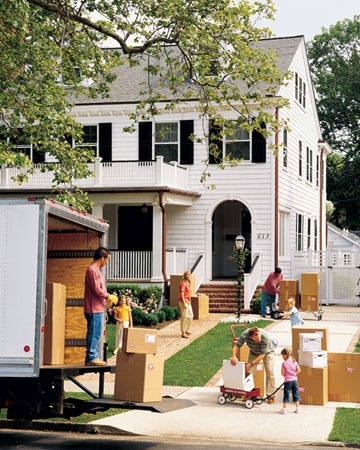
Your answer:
[114,328,164,402]
[301,273,320,312]
[278,279,299,311]
[292,325,329,405]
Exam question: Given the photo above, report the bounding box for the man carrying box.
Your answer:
[230,326,277,403]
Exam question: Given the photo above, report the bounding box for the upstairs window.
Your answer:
[73,123,112,162]
[295,72,306,108]
[139,121,194,164]
[316,154,320,187]
[224,121,250,161]
[306,146,313,183]
[298,141,303,177]
[208,119,266,164]
[74,125,98,157]
[0,128,44,163]
[154,122,179,163]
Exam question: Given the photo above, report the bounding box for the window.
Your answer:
[208,119,266,164]
[316,154,320,187]
[298,141,303,177]
[224,121,250,161]
[295,72,306,107]
[282,129,288,168]
[306,146,313,182]
[314,219,318,251]
[307,218,311,249]
[0,128,44,163]
[74,125,98,157]
[296,213,304,251]
[154,122,179,163]
[139,121,194,164]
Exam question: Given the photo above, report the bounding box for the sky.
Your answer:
[264,0,359,41]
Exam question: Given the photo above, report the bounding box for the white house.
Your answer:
[0,36,331,307]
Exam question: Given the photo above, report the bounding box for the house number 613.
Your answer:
[257,233,270,239]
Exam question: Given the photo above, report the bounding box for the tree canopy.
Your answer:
[308,16,360,229]
[0,0,289,210]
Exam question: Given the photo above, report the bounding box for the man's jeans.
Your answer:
[85,312,103,362]
[261,291,276,317]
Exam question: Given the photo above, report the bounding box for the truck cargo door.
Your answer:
[0,204,42,377]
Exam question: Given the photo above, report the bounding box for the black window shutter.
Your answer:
[180,120,194,165]
[99,123,112,162]
[138,122,152,161]
[32,144,45,163]
[252,125,266,163]
[209,119,223,164]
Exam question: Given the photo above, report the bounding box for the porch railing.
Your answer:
[106,251,152,280]
[1,156,189,190]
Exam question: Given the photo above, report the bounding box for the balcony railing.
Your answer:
[0,156,189,190]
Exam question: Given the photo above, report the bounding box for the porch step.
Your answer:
[197,283,262,314]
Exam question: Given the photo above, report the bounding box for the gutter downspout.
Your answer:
[159,192,169,299]
[319,147,325,253]
[274,107,280,268]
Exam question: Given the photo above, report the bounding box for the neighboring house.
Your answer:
[0,36,331,307]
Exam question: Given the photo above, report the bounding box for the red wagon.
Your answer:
[218,385,263,409]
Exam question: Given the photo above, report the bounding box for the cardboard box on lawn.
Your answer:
[114,353,164,402]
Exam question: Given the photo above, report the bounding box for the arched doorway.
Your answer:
[212,200,251,279]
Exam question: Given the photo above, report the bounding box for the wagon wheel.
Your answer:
[218,395,226,405]
[245,399,254,409]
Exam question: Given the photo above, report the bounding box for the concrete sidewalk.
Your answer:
[66,306,360,445]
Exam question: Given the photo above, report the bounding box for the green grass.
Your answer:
[163,320,270,386]
[329,408,360,444]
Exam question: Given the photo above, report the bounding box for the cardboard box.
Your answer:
[298,350,327,368]
[191,294,209,320]
[43,283,66,365]
[169,274,196,307]
[222,360,255,391]
[298,367,328,405]
[122,328,158,354]
[299,333,322,351]
[301,273,320,296]
[328,353,360,402]
[114,353,164,402]
[301,295,319,312]
[233,344,265,396]
[292,325,328,360]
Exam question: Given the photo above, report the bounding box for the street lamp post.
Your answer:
[234,234,246,318]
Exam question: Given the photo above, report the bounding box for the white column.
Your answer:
[151,204,163,282]
[91,203,104,219]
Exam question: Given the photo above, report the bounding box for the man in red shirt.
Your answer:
[84,247,118,366]
[260,267,282,318]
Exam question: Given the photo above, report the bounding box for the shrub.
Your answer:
[157,310,166,323]
[159,305,176,320]
[252,292,262,314]
[143,313,158,326]
[131,307,146,325]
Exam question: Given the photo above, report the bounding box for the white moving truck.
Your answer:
[0,197,115,423]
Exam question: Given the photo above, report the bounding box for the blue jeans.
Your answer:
[85,312,103,362]
[283,380,300,403]
[261,291,276,316]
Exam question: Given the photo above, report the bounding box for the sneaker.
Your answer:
[113,348,119,355]
[261,315,266,318]
[85,359,106,366]
[279,408,287,415]
[295,407,300,414]
[267,397,275,404]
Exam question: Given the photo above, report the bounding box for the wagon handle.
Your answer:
[230,324,248,341]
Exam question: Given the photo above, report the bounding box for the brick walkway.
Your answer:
[77,314,228,384]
